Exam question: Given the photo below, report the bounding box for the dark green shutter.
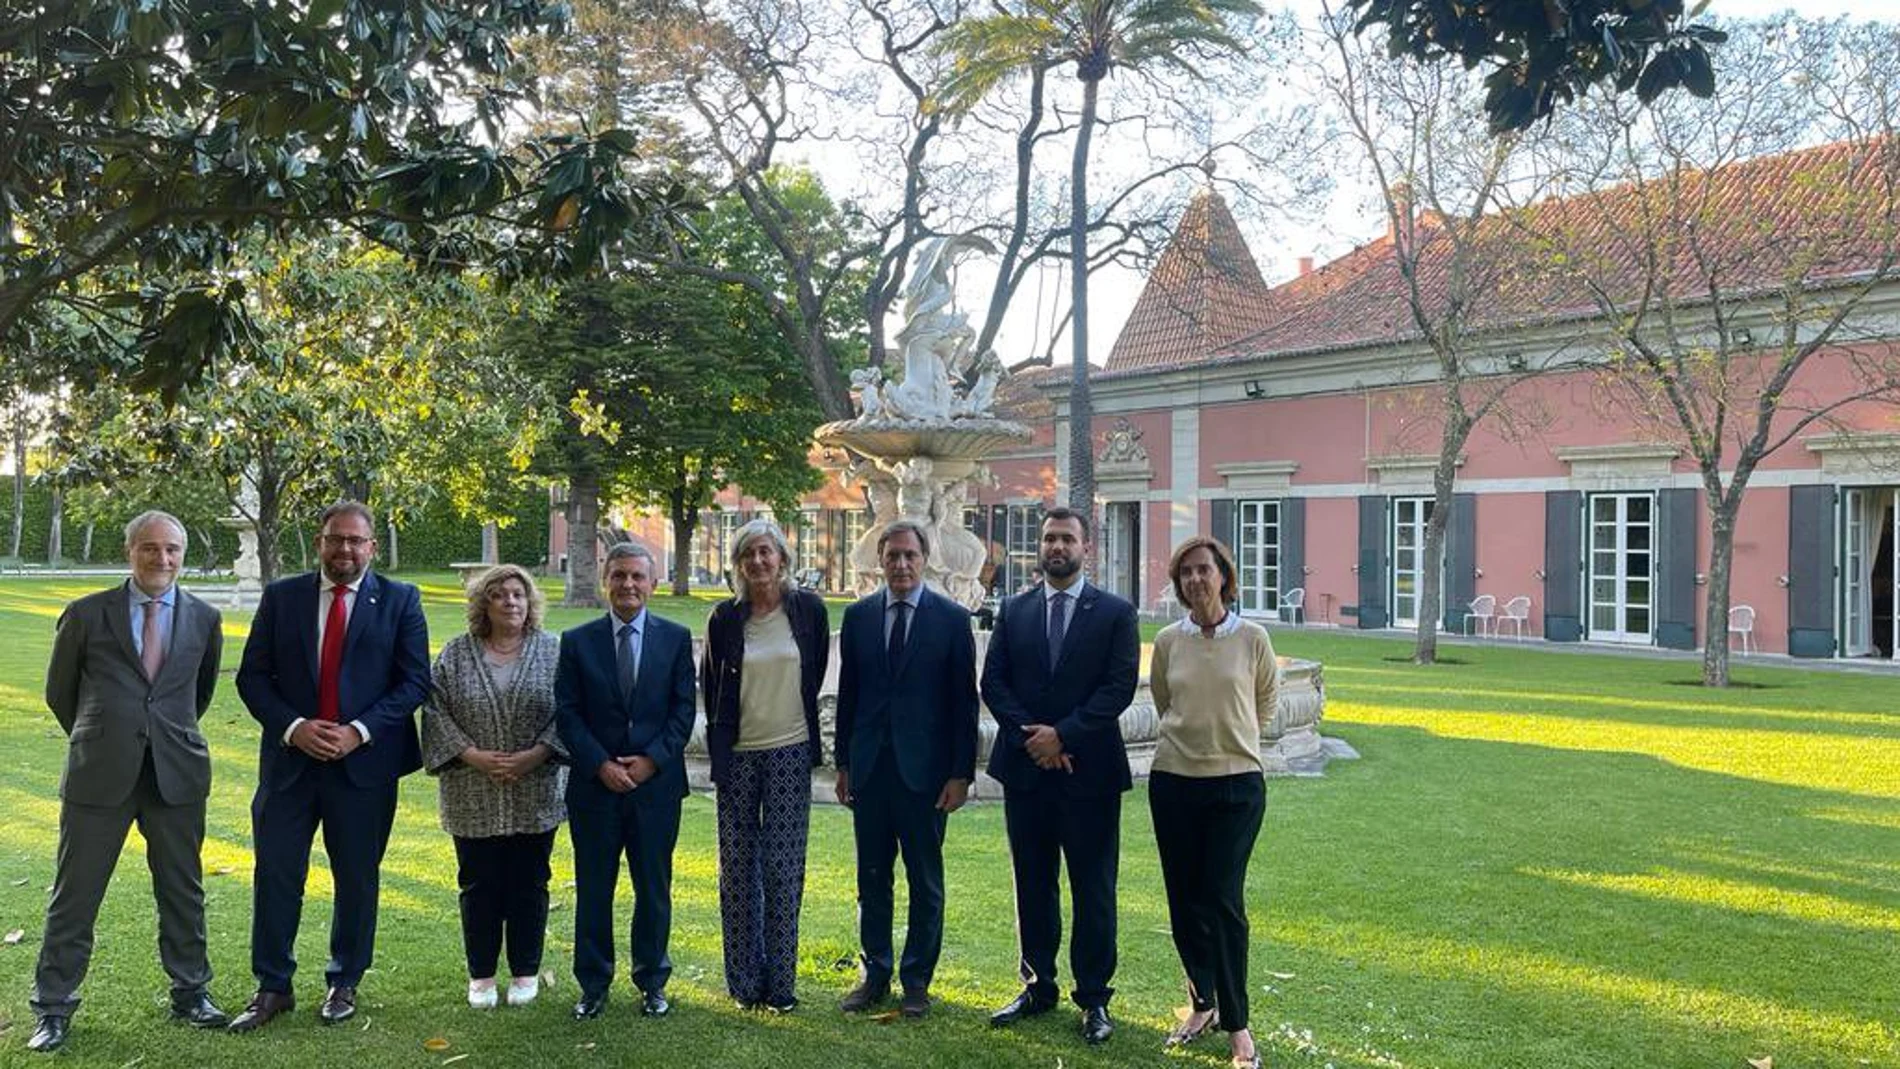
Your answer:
[1356,495,1388,628]
[1787,484,1838,657]
[1544,491,1583,642]
[1655,488,1698,650]
[1280,497,1306,601]
[1443,493,1477,633]
[1210,498,1237,549]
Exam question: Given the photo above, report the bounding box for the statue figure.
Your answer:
[879,234,997,422]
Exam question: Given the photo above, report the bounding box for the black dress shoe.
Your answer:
[988,988,1058,1026]
[170,990,231,1028]
[838,980,890,1013]
[1081,1005,1114,1045]
[228,990,295,1033]
[27,1014,68,1053]
[573,992,608,1020]
[318,985,356,1025]
[641,990,670,1017]
[899,989,931,1019]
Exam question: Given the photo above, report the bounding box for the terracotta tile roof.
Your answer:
[993,363,1059,422]
[1100,138,1898,378]
[1102,186,1280,372]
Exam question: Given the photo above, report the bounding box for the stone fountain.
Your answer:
[814,234,1031,608]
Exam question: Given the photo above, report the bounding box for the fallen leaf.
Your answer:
[119,1057,144,1069]
[1747,1058,1773,1069]
[10,878,27,887]
[871,1009,902,1023]
[423,1037,451,1052]
[212,866,234,876]
[548,901,566,912]
[576,1041,597,1051]
[3,929,24,946]
[442,1056,469,1065]
[1267,970,1296,980]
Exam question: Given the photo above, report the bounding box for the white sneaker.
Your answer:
[468,979,499,1009]
[506,976,540,1006]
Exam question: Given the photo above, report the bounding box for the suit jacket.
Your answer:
[555,611,697,809]
[981,581,1139,797]
[236,570,430,790]
[834,586,978,796]
[45,582,223,807]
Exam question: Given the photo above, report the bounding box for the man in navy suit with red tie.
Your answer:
[230,501,431,1032]
[980,506,1140,1045]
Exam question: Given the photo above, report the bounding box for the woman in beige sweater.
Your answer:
[1148,535,1278,1069]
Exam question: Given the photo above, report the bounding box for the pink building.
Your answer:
[575,139,1900,660]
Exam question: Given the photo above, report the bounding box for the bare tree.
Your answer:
[1313,5,1563,664]
[1512,16,1900,685]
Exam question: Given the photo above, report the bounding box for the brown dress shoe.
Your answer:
[319,985,357,1024]
[899,989,931,1018]
[228,991,295,1033]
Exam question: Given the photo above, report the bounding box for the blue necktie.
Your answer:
[616,622,637,701]
[887,600,910,667]
[1047,590,1070,670]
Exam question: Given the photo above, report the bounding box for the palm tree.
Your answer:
[934,0,1261,514]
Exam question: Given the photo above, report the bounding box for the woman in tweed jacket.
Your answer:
[421,564,566,1010]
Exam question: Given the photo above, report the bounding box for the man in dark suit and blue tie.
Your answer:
[27,511,228,1053]
[980,506,1140,1045]
[556,542,696,1021]
[833,520,978,1019]
[229,501,431,1032]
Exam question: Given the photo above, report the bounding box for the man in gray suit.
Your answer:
[26,511,227,1053]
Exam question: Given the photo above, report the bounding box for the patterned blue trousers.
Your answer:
[717,742,812,1007]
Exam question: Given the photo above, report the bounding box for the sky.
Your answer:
[807,0,1873,371]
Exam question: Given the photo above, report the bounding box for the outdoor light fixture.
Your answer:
[1732,326,1754,346]
[1243,379,1267,398]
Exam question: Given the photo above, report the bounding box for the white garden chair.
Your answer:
[1463,594,1496,637]
[1498,595,1532,640]
[1280,587,1306,626]
[1728,604,1756,655]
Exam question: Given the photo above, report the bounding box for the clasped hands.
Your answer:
[596,754,658,794]
[289,719,363,762]
[1022,724,1072,774]
[462,744,548,785]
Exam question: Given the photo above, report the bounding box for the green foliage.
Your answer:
[0,0,689,400]
[386,484,551,572]
[1,479,239,567]
[1343,0,1728,135]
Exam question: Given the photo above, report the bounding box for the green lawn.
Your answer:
[1,573,1896,1068]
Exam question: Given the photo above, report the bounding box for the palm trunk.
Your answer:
[482,521,500,564]
[1066,75,1099,519]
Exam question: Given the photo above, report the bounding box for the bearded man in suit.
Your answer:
[27,511,228,1054]
[229,500,431,1032]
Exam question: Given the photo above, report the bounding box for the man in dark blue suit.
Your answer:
[833,520,978,1019]
[230,501,431,1032]
[556,542,696,1021]
[980,506,1139,1045]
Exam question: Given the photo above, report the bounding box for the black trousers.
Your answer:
[851,757,947,994]
[32,751,211,1017]
[1002,789,1121,1008]
[569,792,681,998]
[250,762,399,992]
[1149,769,1265,1033]
[452,830,557,979]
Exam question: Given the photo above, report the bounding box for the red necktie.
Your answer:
[317,586,347,721]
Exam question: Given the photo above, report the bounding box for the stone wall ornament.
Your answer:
[1098,417,1149,465]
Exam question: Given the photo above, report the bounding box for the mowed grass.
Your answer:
[0,572,1896,1068]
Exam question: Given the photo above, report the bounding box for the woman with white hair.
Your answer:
[700,518,830,1012]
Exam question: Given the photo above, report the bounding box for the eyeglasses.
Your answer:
[321,535,374,550]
